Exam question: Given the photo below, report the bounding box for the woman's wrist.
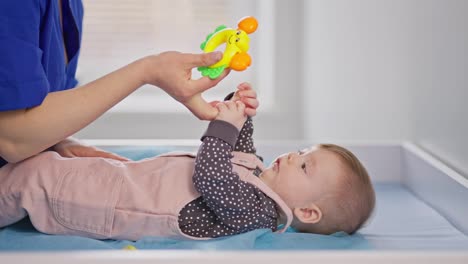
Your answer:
[140,55,160,86]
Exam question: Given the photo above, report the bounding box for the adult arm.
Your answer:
[0,52,228,163]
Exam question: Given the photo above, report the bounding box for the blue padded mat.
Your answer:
[0,219,368,251]
[1,146,467,251]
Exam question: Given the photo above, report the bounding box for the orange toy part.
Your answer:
[230,52,252,71]
[238,16,258,34]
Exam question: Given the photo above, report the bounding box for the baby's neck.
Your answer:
[257,171,294,229]
[257,171,267,184]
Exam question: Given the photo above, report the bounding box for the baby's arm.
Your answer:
[192,102,277,234]
[224,84,260,157]
[234,118,257,155]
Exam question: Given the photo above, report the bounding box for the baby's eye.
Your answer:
[301,163,307,172]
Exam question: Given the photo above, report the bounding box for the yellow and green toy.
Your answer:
[198,16,258,79]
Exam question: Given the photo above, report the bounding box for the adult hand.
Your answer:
[144,51,230,120]
[53,138,130,161]
[230,82,259,117]
[215,101,247,131]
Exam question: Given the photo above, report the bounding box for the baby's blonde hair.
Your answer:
[295,144,375,234]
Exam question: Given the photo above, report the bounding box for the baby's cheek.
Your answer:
[291,181,314,203]
[277,183,301,206]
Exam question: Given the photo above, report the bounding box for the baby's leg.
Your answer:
[0,163,28,227]
[0,152,62,227]
[0,151,124,240]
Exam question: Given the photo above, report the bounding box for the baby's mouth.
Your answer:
[274,159,280,171]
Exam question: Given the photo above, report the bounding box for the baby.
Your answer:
[0,85,375,241]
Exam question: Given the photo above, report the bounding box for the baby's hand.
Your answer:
[231,82,259,117]
[215,101,247,130]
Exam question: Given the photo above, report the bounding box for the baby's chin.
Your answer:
[258,168,275,185]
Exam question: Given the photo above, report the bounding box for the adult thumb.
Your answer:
[189,51,223,67]
[184,94,219,120]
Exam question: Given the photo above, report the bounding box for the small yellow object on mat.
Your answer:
[122,245,137,250]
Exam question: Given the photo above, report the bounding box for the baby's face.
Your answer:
[260,147,346,208]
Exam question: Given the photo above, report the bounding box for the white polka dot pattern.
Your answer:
[178,119,278,238]
[234,118,256,154]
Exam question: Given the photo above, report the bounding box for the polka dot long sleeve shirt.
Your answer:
[178,119,278,238]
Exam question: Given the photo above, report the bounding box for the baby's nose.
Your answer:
[287,152,298,161]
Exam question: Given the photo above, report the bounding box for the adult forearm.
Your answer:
[0,58,147,163]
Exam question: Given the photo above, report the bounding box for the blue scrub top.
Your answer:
[0,0,84,167]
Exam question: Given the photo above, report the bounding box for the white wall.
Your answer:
[76,0,467,177]
[406,0,468,177]
[75,0,304,140]
[303,0,468,176]
[303,0,414,142]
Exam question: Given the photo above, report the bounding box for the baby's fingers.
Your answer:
[236,101,246,113]
[237,82,252,91]
[216,102,228,111]
[237,89,257,99]
[240,97,259,109]
[223,100,237,110]
[244,107,257,117]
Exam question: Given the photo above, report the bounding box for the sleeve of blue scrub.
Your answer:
[0,1,50,111]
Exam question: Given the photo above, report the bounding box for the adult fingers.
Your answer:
[58,149,73,158]
[185,94,219,120]
[208,100,221,108]
[191,68,231,93]
[80,149,130,161]
[187,51,223,68]
[96,151,131,161]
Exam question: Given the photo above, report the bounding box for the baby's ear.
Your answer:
[293,204,322,224]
